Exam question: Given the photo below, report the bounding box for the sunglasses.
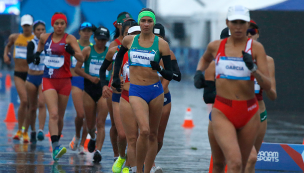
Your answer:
[247,28,258,35]
[80,22,92,30]
[33,20,45,25]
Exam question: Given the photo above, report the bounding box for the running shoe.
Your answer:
[78,145,85,155]
[37,130,44,141]
[87,139,96,153]
[30,131,37,143]
[122,166,130,173]
[150,166,163,173]
[13,130,22,140]
[93,150,102,163]
[112,156,126,173]
[23,132,29,143]
[52,145,67,161]
[69,136,78,151]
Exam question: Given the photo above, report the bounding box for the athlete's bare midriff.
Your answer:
[14,58,28,72]
[129,66,159,85]
[216,79,255,100]
[28,69,43,75]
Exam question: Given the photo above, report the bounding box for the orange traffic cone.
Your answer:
[4,103,17,122]
[84,134,91,148]
[5,74,11,89]
[182,107,194,128]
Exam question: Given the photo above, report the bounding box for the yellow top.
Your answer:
[13,34,34,59]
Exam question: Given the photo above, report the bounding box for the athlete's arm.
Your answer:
[195,40,218,88]
[37,33,48,53]
[171,50,181,81]
[112,35,133,91]
[66,34,84,63]
[158,59,169,91]
[99,47,115,88]
[3,34,18,64]
[203,61,216,104]
[108,40,119,49]
[106,46,117,71]
[265,56,277,100]
[251,41,271,91]
[26,41,35,64]
[75,46,99,84]
[154,38,173,81]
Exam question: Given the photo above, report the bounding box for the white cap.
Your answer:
[128,26,141,34]
[21,14,33,26]
[227,5,250,22]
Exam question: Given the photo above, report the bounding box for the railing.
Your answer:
[171,47,205,76]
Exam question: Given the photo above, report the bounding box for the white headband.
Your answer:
[128,26,141,34]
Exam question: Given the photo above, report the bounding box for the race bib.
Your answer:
[123,61,130,81]
[44,54,64,69]
[254,78,260,94]
[129,49,155,67]
[71,56,84,68]
[15,46,27,59]
[216,56,251,80]
[89,60,102,77]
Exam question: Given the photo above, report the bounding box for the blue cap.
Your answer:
[79,22,93,30]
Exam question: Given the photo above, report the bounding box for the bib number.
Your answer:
[44,54,64,69]
[15,46,27,59]
[130,49,156,67]
[89,61,102,77]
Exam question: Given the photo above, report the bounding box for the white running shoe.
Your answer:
[78,145,85,155]
[150,166,163,173]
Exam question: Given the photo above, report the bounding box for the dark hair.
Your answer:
[53,12,64,16]
[139,8,155,14]
[113,12,130,40]
[33,21,45,31]
[121,21,138,36]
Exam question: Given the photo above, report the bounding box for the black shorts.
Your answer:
[14,71,28,81]
[84,78,103,103]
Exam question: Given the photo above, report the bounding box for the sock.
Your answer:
[57,133,61,141]
[121,155,126,159]
[96,150,101,153]
[75,136,80,144]
[131,166,137,173]
[51,135,59,149]
[38,129,43,132]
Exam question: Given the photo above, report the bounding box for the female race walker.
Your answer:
[34,12,84,161]
[112,8,173,173]
[4,14,34,140]
[108,11,134,162]
[245,20,277,173]
[195,5,271,172]
[99,20,139,173]
[69,22,94,154]
[24,20,47,143]
[75,26,110,163]
[150,23,181,173]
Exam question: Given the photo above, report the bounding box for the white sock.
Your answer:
[38,129,43,132]
[131,166,137,172]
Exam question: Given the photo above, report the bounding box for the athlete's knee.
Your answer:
[212,160,226,171]
[227,159,242,172]
[128,135,137,147]
[49,112,59,121]
[19,98,28,107]
[247,150,257,168]
[139,128,150,138]
[76,111,85,119]
[38,101,45,110]
[29,104,38,113]
[149,131,158,142]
